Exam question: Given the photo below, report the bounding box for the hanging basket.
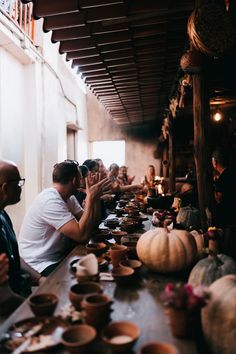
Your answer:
[187,3,236,57]
[180,50,204,73]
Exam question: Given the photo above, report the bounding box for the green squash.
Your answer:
[188,253,236,287]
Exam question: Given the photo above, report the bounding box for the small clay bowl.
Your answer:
[86,242,107,256]
[69,282,103,310]
[111,266,134,284]
[101,320,140,352]
[61,324,97,354]
[91,229,111,242]
[127,210,140,217]
[119,259,142,272]
[29,293,58,316]
[104,219,120,230]
[138,341,179,354]
[111,230,128,243]
[120,221,138,233]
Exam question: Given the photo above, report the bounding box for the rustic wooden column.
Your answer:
[168,117,175,194]
[162,141,168,178]
[192,73,213,230]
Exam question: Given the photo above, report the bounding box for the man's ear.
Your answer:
[1,182,8,194]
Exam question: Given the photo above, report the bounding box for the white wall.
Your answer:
[86,91,161,184]
[0,16,88,234]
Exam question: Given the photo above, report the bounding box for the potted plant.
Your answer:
[161,282,209,338]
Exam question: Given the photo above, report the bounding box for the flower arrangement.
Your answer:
[161,282,209,312]
[205,226,223,240]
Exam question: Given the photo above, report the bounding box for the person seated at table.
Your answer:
[118,165,135,186]
[0,159,44,297]
[94,158,108,179]
[212,147,236,259]
[108,163,142,193]
[141,164,156,190]
[74,165,90,207]
[19,160,112,276]
[83,159,99,175]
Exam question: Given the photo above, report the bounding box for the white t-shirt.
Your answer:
[18,188,83,273]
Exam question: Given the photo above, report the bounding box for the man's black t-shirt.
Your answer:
[0,210,23,295]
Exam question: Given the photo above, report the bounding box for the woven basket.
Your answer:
[180,50,204,73]
[188,3,236,57]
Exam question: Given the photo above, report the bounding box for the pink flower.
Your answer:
[161,282,209,312]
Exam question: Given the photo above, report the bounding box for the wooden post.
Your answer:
[168,117,175,194]
[192,73,213,230]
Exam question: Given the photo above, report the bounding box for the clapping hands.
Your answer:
[85,174,113,199]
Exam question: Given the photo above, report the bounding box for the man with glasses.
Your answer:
[0,160,45,303]
[19,160,112,276]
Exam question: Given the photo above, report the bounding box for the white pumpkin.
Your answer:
[190,230,206,260]
[202,275,236,354]
[136,227,197,273]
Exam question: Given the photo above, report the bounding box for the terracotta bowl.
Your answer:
[101,321,140,352]
[61,324,97,354]
[69,282,103,310]
[111,266,134,284]
[29,293,58,316]
[120,221,138,233]
[127,209,140,217]
[91,229,111,242]
[111,230,128,243]
[86,242,107,256]
[104,218,120,229]
[119,259,142,272]
[138,341,179,354]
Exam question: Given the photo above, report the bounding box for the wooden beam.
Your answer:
[34,0,78,18]
[52,26,90,42]
[79,0,124,8]
[59,38,96,53]
[192,73,213,230]
[43,12,86,31]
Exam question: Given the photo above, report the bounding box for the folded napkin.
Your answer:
[76,253,98,276]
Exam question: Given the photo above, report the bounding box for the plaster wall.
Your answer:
[87,91,161,183]
[0,17,88,234]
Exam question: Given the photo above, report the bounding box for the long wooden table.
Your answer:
[0,217,207,354]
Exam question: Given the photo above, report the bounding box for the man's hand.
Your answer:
[128,175,135,184]
[86,177,113,199]
[0,253,9,285]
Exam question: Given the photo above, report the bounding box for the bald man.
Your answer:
[0,160,43,297]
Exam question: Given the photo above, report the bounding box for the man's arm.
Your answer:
[20,257,45,285]
[59,177,112,243]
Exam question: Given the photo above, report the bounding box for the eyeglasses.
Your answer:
[0,178,25,187]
